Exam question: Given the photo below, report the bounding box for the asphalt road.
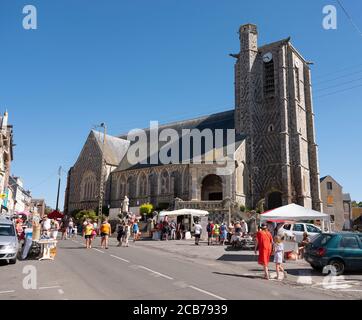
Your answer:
[0,237,353,300]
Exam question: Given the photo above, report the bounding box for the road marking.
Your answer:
[110,255,130,263]
[188,285,226,300]
[138,265,174,280]
[39,286,61,290]
[339,289,362,292]
[93,249,104,253]
[0,290,15,294]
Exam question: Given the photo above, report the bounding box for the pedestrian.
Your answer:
[240,219,248,235]
[162,221,169,241]
[194,221,202,245]
[67,218,74,239]
[72,225,78,239]
[273,235,287,280]
[298,232,310,259]
[132,221,139,242]
[84,220,94,249]
[41,215,51,237]
[92,221,98,240]
[213,222,220,244]
[100,218,111,249]
[116,221,125,247]
[170,220,176,240]
[60,217,68,240]
[122,222,131,247]
[219,222,228,245]
[255,223,273,280]
[51,219,59,239]
[206,220,214,245]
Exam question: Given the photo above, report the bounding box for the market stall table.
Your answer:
[38,239,57,261]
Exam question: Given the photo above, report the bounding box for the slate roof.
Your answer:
[343,193,351,202]
[114,109,246,172]
[92,130,130,166]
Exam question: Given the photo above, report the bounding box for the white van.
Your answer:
[278,223,322,243]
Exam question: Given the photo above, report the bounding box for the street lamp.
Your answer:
[97,123,107,227]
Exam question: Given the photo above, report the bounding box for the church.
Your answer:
[64,24,322,218]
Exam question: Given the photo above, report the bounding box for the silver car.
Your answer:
[0,218,19,264]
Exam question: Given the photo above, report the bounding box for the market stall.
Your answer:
[260,204,330,230]
[158,209,209,240]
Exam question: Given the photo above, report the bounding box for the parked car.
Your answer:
[304,232,362,275]
[278,223,321,243]
[0,218,19,264]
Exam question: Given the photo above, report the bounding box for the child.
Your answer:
[273,236,287,280]
[72,225,78,239]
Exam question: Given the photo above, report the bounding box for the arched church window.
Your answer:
[160,170,169,195]
[263,57,275,97]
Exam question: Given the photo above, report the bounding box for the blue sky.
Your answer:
[0,0,361,208]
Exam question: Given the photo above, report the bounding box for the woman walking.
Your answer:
[84,220,94,249]
[255,223,273,280]
[100,218,111,249]
[132,221,139,243]
[116,220,125,247]
[219,222,228,245]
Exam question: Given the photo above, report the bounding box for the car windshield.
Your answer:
[311,234,333,247]
[0,223,16,236]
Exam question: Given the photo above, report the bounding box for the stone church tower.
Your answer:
[233,24,322,211]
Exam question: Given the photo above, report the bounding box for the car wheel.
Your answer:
[327,259,345,276]
[9,258,17,265]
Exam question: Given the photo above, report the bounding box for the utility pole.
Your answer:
[98,123,107,226]
[55,166,62,212]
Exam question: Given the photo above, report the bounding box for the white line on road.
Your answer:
[339,289,362,292]
[138,265,174,280]
[93,249,105,253]
[188,285,226,300]
[39,286,61,290]
[0,290,15,294]
[110,255,130,263]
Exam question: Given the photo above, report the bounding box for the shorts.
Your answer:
[195,234,201,239]
[85,235,92,239]
[101,233,109,237]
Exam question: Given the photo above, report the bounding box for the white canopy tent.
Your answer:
[159,209,209,217]
[260,203,331,232]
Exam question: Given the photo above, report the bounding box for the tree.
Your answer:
[75,210,98,224]
[352,201,362,208]
[140,203,154,216]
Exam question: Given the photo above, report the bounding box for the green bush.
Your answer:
[240,205,245,212]
[140,203,154,215]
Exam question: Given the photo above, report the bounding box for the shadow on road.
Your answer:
[212,271,263,279]
[217,254,258,262]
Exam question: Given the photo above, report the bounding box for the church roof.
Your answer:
[91,130,130,166]
[114,109,246,172]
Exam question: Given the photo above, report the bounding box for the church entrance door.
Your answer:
[267,191,283,210]
[201,175,223,201]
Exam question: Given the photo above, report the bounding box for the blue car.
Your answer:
[304,232,362,275]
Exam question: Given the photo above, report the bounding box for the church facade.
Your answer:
[64,24,322,217]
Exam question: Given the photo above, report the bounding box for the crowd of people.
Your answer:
[205,220,249,246]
